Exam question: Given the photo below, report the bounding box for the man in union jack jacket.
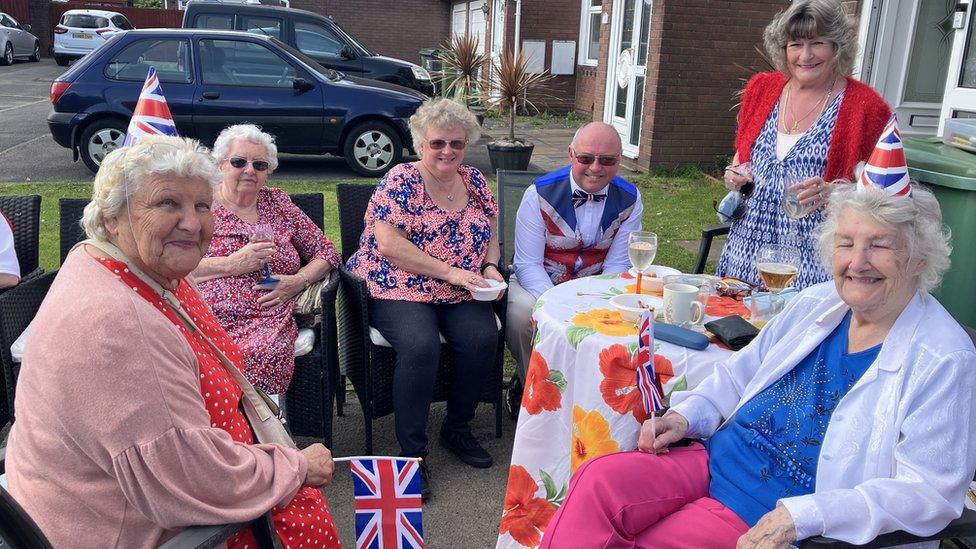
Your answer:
[505,122,643,412]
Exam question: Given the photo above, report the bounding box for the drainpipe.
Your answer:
[513,0,522,58]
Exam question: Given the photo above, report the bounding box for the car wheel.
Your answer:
[54,54,69,66]
[1,43,12,66]
[79,119,127,173]
[343,121,402,177]
[30,42,40,62]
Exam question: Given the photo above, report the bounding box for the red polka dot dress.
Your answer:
[95,257,341,548]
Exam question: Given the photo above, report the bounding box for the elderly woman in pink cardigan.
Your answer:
[5,136,341,548]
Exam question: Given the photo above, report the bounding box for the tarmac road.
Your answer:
[0,57,409,183]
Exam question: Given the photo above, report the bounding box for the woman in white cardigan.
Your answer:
[540,183,976,548]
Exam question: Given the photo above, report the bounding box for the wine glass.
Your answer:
[250,223,279,290]
[754,243,801,293]
[781,166,815,220]
[628,231,658,274]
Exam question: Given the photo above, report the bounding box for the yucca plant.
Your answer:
[485,48,554,144]
[435,35,490,106]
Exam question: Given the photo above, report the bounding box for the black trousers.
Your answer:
[369,298,498,457]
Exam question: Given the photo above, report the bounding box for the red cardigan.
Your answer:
[734,72,892,181]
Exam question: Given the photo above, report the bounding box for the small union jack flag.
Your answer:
[858,114,912,197]
[636,310,665,415]
[350,457,425,549]
[122,67,179,147]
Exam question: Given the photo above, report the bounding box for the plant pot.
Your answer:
[486,141,535,172]
[468,105,486,127]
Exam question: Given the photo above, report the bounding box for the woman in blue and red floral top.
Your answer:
[347,99,503,497]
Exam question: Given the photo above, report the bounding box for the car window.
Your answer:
[200,38,297,88]
[104,38,192,84]
[240,16,281,39]
[294,21,345,59]
[111,15,133,30]
[196,13,233,30]
[0,15,15,27]
[62,14,109,29]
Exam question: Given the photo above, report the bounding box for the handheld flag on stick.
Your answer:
[858,114,912,197]
[122,66,179,147]
[636,310,666,416]
[345,456,425,549]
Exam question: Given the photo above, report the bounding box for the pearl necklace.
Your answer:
[782,77,837,135]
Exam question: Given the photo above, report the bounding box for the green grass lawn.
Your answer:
[0,171,726,273]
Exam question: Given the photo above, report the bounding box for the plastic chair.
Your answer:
[334,183,504,454]
[0,195,42,281]
[496,169,545,270]
[799,324,976,548]
[692,224,730,274]
[0,447,280,548]
[0,270,57,429]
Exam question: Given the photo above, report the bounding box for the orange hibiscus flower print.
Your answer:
[654,354,675,386]
[523,351,563,415]
[571,308,636,337]
[598,344,650,422]
[571,405,620,473]
[623,282,662,295]
[499,465,557,547]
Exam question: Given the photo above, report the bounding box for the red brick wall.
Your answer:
[291,0,450,66]
[575,65,599,118]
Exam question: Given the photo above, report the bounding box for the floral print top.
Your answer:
[347,163,499,304]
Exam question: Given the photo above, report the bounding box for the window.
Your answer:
[199,39,297,88]
[294,21,344,59]
[1,14,17,28]
[104,38,192,83]
[111,15,133,31]
[62,14,108,29]
[196,14,233,30]
[578,0,602,65]
[240,15,282,39]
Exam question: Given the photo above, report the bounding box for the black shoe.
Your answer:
[440,428,493,468]
[418,457,431,502]
[505,375,523,420]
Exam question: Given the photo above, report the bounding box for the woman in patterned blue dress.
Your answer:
[718,0,890,289]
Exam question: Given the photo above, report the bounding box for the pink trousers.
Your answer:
[539,444,749,548]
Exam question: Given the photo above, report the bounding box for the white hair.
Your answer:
[815,183,952,293]
[408,98,481,156]
[82,135,221,240]
[211,123,279,172]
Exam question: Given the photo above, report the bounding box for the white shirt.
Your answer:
[512,175,643,299]
[0,214,20,278]
[671,282,976,545]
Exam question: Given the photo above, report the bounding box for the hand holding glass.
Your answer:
[782,168,817,219]
[250,223,279,290]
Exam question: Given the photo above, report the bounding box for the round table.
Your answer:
[496,272,735,549]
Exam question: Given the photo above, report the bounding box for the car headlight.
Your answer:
[411,66,431,81]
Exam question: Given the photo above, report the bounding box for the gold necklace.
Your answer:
[782,78,836,134]
[421,164,460,201]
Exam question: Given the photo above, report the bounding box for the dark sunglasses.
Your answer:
[572,152,620,166]
[427,139,467,150]
[228,157,270,171]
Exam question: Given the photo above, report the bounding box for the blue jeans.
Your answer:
[369,298,498,457]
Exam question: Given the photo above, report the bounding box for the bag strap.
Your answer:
[79,239,296,448]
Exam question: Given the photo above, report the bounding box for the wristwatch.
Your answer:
[480,262,499,275]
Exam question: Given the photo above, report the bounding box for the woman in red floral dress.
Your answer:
[194,124,340,395]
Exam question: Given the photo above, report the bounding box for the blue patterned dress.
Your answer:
[717,91,846,289]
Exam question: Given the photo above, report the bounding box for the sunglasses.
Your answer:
[426,139,467,150]
[228,157,270,171]
[571,151,621,166]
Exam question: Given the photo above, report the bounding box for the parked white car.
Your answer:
[0,11,40,65]
[53,9,133,66]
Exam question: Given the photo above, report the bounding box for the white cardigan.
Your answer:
[671,282,976,545]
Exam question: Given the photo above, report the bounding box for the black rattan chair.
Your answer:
[0,195,42,281]
[0,270,57,429]
[59,198,90,264]
[0,447,280,548]
[335,183,505,454]
[496,170,545,270]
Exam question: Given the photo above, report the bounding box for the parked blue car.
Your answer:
[48,28,425,175]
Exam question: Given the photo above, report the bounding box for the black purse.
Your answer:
[704,315,760,351]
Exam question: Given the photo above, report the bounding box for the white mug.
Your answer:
[663,283,704,326]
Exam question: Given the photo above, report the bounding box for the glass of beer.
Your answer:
[628,231,658,274]
[755,243,800,293]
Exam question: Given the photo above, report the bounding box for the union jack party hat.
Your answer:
[122,67,179,147]
[858,114,912,197]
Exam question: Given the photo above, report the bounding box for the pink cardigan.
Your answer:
[6,249,309,548]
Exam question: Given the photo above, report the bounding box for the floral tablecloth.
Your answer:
[496,272,735,549]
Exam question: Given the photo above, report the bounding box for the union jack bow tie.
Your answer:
[572,189,607,208]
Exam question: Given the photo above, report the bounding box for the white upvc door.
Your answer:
[860,0,960,135]
[603,0,652,157]
[468,1,486,55]
[939,0,976,133]
[452,3,467,40]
